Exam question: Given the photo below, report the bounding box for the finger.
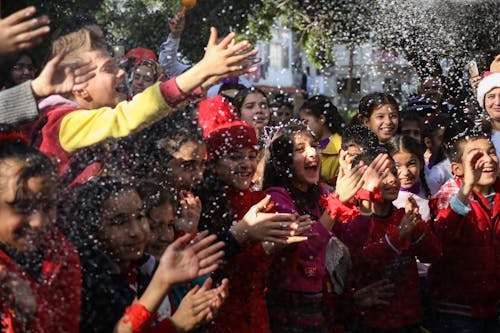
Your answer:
[199,277,213,292]
[189,230,209,246]
[3,6,37,25]
[15,37,44,52]
[263,212,297,222]
[252,195,272,213]
[11,15,49,35]
[186,285,200,296]
[198,261,222,276]
[206,27,218,47]
[74,70,97,85]
[169,232,197,251]
[226,49,259,66]
[15,25,50,45]
[196,241,225,262]
[285,235,309,244]
[216,31,237,49]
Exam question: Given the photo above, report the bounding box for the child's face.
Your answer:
[425,127,445,154]
[0,161,54,252]
[80,50,127,109]
[145,201,175,260]
[216,147,258,191]
[164,141,206,190]
[300,110,324,138]
[458,138,499,188]
[379,159,400,201]
[363,104,399,143]
[400,121,422,143]
[272,106,293,125]
[484,87,500,121]
[393,151,421,190]
[100,189,149,266]
[240,93,270,131]
[291,132,320,191]
[130,64,156,96]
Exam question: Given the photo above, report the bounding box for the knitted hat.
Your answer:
[197,95,258,161]
[477,72,500,109]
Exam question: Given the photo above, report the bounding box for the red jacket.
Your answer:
[208,189,272,333]
[428,178,500,318]
[343,207,441,328]
[0,229,81,333]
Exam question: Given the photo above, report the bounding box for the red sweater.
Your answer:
[208,189,272,333]
[344,207,441,328]
[0,229,81,333]
[428,178,500,318]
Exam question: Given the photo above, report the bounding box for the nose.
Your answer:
[29,211,44,229]
[159,226,175,243]
[128,218,143,238]
[385,171,398,185]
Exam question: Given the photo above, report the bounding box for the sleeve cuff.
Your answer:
[450,196,471,216]
[385,228,410,254]
[159,79,205,107]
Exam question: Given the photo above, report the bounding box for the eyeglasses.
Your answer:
[12,63,35,72]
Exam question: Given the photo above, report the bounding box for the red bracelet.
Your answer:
[123,303,152,333]
[319,193,359,222]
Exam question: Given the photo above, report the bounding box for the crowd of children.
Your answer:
[0,4,500,333]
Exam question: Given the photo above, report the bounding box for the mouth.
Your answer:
[481,166,497,175]
[115,85,127,95]
[304,160,319,173]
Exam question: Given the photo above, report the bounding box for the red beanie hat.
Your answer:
[198,95,258,161]
[124,48,158,69]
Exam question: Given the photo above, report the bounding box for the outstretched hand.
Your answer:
[398,196,421,242]
[362,154,391,191]
[157,231,224,285]
[175,190,201,234]
[168,13,186,39]
[232,195,314,244]
[336,161,366,203]
[31,53,97,98]
[0,6,50,56]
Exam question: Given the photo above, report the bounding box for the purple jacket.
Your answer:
[266,186,332,293]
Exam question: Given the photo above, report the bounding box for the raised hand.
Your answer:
[398,196,421,242]
[175,190,201,234]
[157,231,224,285]
[0,6,50,56]
[353,279,395,309]
[168,13,186,39]
[336,161,366,203]
[231,196,313,244]
[362,154,391,191]
[171,277,228,331]
[31,53,97,98]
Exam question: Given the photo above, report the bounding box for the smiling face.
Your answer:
[10,54,35,85]
[100,189,149,268]
[484,87,500,123]
[454,138,499,194]
[215,147,258,191]
[145,201,176,260]
[76,50,127,108]
[0,160,54,252]
[300,110,325,139]
[379,159,400,202]
[162,140,206,190]
[239,93,270,131]
[291,132,321,191]
[393,151,421,190]
[130,64,156,96]
[363,104,399,143]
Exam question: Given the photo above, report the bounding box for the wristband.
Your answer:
[123,303,152,332]
[356,188,384,203]
[319,193,359,222]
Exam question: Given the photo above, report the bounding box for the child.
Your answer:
[299,94,345,183]
[477,73,500,153]
[390,135,431,221]
[0,138,81,332]
[262,121,372,332]
[233,87,270,137]
[343,148,441,331]
[270,93,294,126]
[68,176,226,333]
[428,126,500,332]
[423,115,452,196]
[358,92,400,144]
[338,124,379,178]
[33,22,258,182]
[196,98,313,332]
[399,111,424,143]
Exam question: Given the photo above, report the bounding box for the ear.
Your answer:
[319,115,326,124]
[360,115,369,127]
[450,161,464,177]
[423,137,432,149]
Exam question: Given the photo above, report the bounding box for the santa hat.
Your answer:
[477,72,500,109]
[124,48,158,69]
[197,95,258,161]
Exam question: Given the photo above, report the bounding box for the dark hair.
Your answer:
[444,117,491,163]
[137,181,178,217]
[300,95,344,135]
[270,93,294,109]
[422,114,450,164]
[0,139,56,201]
[351,147,390,169]
[399,112,424,133]
[232,87,269,116]
[358,92,400,118]
[66,176,137,249]
[262,121,322,217]
[0,51,35,88]
[341,125,378,151]
[388,135,430,196]
[51,13,99,40]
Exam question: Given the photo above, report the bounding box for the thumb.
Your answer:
[47,52,65,69]
[254,195,272,213]
[207,27,218,47]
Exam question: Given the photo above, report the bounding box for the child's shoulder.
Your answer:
[265,186,296,214]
